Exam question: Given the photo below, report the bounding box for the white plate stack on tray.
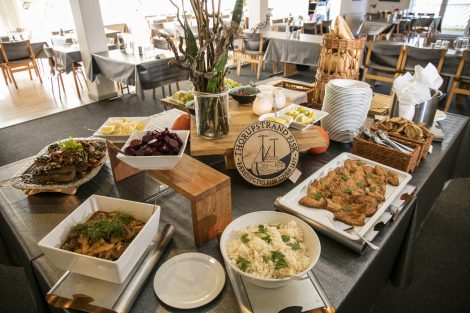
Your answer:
[321,79,373,143]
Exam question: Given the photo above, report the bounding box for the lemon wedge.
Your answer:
[99,125,115,134]
[295,113,314,125]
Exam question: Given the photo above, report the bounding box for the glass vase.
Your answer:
[194,89,230,139]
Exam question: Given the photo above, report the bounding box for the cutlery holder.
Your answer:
[371,126,434,165]
[353,135,420,173]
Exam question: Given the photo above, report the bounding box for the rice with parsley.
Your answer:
[227,221,311,278]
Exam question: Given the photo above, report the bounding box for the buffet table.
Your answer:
[0,112,468,313]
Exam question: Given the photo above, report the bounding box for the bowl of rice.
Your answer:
[220,211,321,288]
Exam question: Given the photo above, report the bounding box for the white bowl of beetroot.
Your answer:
[117,128,189,170]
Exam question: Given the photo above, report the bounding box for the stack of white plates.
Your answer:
[320,79,373,143]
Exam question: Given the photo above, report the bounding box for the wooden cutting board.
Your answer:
[189,99,326,168]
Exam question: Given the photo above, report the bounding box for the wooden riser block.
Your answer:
[107,142,232,247]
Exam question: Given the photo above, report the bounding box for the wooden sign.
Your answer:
[234,121,299,187]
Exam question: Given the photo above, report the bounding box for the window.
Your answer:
[410,0,470,34]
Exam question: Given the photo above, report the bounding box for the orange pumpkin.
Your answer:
[309,126,329,154]
[171,114,190,130]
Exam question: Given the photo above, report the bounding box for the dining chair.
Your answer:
[104,23,130,34]
[0,40,42,89]
[43,46,86,99]
[412,17,434,34]
[302,22,317,35]
[319,20,332,34]
[400,46,446,74]
[362,41,404,94]
[271,18,284,25]
[236,32,269,80]
[43,46,66,99]
[0,36,10,43]
[444,50,470,112]
[151,38,180,101]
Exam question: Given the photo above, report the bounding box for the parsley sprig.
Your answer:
[236,258,251,272]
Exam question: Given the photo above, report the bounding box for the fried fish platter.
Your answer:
[299,159,399,226]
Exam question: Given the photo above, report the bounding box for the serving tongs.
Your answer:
[326,214,380,251]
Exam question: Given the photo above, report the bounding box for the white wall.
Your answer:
[367,0,411,12]
[268,0,309,19]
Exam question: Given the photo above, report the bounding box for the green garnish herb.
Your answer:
[356,182,365,188]
[370,187,377,192]
[314,192,323,200]
[341,206,351,212]
[344,188,352,194]
[262,255,270,263]
[59,138,85,154]
[366,173,375,178]
[257,224,267,234]
[241,234,249,243]
[340,175,349,181]
[281,235,290,243]
[287,242,301,251]
[376,180,384,185]
[236,258,251,272]
[71,212,133,244]
[271,251,288,270]
[261,235,272,244]
[272,223,281,229]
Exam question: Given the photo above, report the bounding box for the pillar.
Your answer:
[69,0,117,101]
[249,0,268,28]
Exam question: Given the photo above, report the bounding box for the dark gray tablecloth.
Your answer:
[0,113,468,313]
[89,49,188,100]
[52,45,82,74]
[262,32,322,66]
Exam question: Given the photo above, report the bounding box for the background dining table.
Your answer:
[89,49,188,100]
[261,32,323,75]
[0,104,468,313]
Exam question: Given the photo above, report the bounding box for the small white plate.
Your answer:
[434,109,447,121]
[153,253,225,309]
[280,104,329,130]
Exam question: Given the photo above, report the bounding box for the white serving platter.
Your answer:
[93,117,150,142]
[276,152,412,240]
[279,104,329,130]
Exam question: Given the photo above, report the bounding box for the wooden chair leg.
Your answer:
[28,66,33,80]
[79,67,88,90]
[33,61,42,83]
[8,68,18,89]
[161,86,166,98]
[169,84,172,95]
[57,76,62,99]
[153,88,156,100]
[59,73,66,97]
[176,82,180,91]
[50,77,54,96]
[444,80,458,112]
[1,67,9,85]
[272,61,277,75]
[72,70,81,99]
[256,59,262,80]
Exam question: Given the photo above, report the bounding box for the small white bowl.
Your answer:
[220,211,321,289]
[258,112,294,129]
[117,130,189,170]
[38,195,161,284]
